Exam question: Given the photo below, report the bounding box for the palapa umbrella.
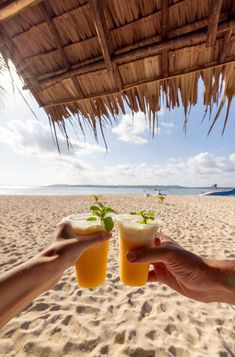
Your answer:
[0,0,234,148]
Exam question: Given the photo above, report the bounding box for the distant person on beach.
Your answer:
[127,233,235,305]
[0,225,234,329]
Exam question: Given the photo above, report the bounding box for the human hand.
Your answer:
[127,233,226,303]
[37,222,111,290]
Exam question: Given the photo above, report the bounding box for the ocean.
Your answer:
[0,185,233,196]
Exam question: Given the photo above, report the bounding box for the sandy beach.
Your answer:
[0,195,234,357]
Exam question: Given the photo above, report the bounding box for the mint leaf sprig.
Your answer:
[86,203,117,232]
[130,210,155,224]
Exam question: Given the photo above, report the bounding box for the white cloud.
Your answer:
[0,119,105,159]
[112,111,148,144]
[0,118,234,186]
[161,122,174,129]
[112,111,174,144]
[0,118,106,181]
[85,152,235,186]
[43,151,235,187]
[160,121,175,134]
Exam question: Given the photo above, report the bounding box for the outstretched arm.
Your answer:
[127,233,235,304]
[0,223,111,329]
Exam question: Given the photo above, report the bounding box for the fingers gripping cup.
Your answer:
[65,214,108,288]
[115,213,161,286]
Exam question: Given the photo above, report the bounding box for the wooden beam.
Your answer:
[207,0,223,46]
[218,28,233,63]
[0,0,41,21]
[90,0,123,91]
[115,21,233,65]
[161,0,169,78]
[161,0,169,39]
[161,50,169,77]
[40,2,69,70]
[111,11,229,55]
[24,20,235,88]
[42,55,235,109]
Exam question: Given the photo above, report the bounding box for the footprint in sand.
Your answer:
[53,282,66,291]
[76,305,99,314]
[100,345,109,354]
[23,341,36,354]
[164,323,177,335]
[128,329,136,341]
[28,302,49,312]
[49,304,60,312]
[168,346,190,357]
[78,338,100,353]
[114,331,126,344]
[126,347,155,357]
[20,321,31,330]
[139,301,152,320]
[145,330,156,340]
[62,314,72,326]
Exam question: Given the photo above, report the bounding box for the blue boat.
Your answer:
[200,188,235,196]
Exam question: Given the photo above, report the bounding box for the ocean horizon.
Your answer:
[0,185,233,196]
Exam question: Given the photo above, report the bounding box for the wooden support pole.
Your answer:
[42,56,235,109]
[207,0,223,46]
[0,0,41,21]
[90,0,123,91]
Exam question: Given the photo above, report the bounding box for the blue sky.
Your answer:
[0,69,234,187]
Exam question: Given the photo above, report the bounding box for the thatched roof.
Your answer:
[0,0,235,140]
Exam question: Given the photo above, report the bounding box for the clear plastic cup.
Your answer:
[115,214,161,286]
[64,214,108,288]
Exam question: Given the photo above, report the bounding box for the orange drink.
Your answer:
[116,214,161,286]
[65,214,108,288]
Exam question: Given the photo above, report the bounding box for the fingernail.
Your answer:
[127,251,136,262]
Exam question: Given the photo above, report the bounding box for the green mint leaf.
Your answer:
[104,207,117,214]
[90,205,101,211]
[103,217,114,232]
[86,217,97,221]
[130,212,137,215]
[137,211,143,216]
[96,211,102,217]
[147,211,155,217]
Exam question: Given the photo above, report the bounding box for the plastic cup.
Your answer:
[65,214,108,288]
[115,214,161,286]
